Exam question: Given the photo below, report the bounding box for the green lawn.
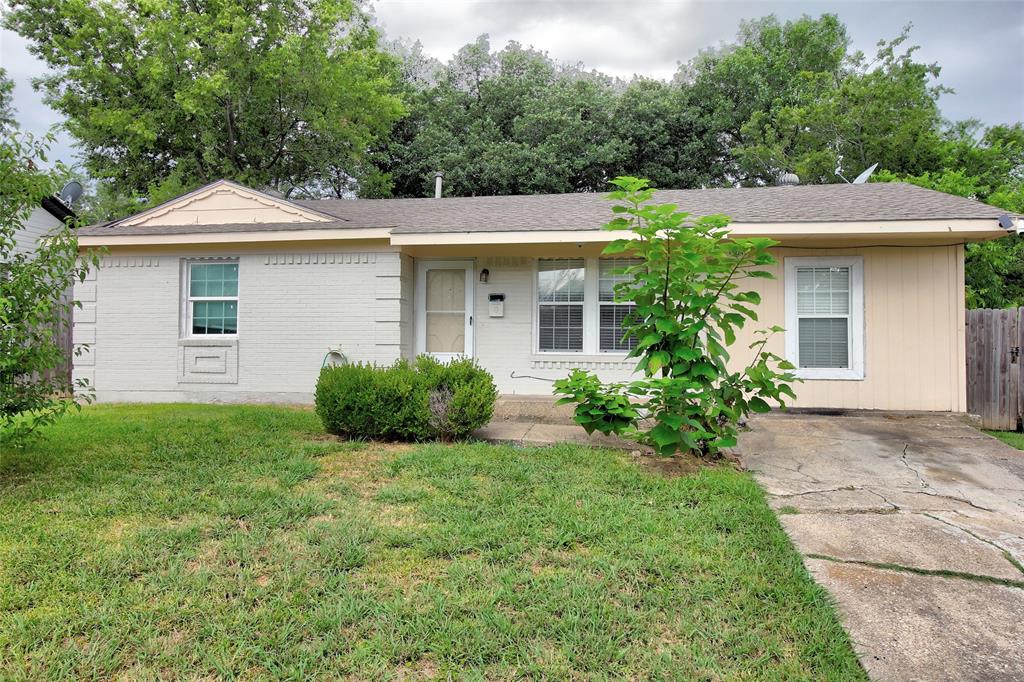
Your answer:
[988,430,1024,450]
[0,404,864,680]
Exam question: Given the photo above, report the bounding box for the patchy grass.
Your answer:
[0,404,864,680]
[987,429,1024,450]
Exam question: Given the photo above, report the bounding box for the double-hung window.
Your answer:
[537,259,585,352]
[186,260,239,335]
[536,257,642,354]
[784,256,863,379]
[599,258,641,352]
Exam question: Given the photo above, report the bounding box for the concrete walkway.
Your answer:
[738,412,1024,682]
[474,420,637,449]
[476,396,641,449]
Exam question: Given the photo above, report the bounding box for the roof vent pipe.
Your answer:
[434,171,443,199]
[775,171,800,187]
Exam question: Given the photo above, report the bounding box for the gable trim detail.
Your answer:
[114,180,338,227]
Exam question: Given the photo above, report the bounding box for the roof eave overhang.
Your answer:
[76,219,1010,248]
[77,227,393,247]
[40,195,77,224]
[389,220,1010,246]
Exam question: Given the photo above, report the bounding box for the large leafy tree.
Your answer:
[875,123,1024,308]
[735,26,947,184]
[0,67,16,135]
[611,79,723,190]
[5,0,405,201]
[376,36,626,198]
[681,14,850,185]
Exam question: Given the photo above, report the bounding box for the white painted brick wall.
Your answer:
[75,249,408,402]
[471,256,638,395]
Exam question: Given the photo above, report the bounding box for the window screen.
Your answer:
[188,261,238,335]
[537,259,584,352]
[599,258,641,352]
[795,266,850,368]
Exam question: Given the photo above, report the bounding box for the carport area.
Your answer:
[739,412,1024,682]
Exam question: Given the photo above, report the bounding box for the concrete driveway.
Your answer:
[739,412,1024,682]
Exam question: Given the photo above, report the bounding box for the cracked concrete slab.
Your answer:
[769,487,897,513]
[805,559,1024,682]
[782,512,1023,581]
[739,412,1024,681]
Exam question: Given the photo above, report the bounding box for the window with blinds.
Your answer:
[537,259,585,352]
[795,266,851,368]
[599,258,641,352]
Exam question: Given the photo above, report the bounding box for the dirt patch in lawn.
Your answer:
[629,449,729,478]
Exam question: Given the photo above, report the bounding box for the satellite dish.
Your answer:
[852,163,879,185]
[59,180,84,206]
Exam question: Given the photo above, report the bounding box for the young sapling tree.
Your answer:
[553,176,797,456]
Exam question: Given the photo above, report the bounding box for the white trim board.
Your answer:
[784,255,865,380]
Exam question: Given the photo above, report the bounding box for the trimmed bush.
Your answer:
[315,356,497,441]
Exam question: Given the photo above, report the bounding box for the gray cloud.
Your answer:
[3,0,1022,173]
[1,30,77,168]
[373,0,1024,122]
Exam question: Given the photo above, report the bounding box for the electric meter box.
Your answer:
[488,293,505,318]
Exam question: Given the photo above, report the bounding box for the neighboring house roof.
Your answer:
[40,194,76,224]
[76,179,1015,240]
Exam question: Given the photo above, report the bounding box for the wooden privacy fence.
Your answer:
[966,307,1023,430]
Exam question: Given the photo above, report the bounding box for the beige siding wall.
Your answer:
[467,246,967,411]
[732,246,966,411]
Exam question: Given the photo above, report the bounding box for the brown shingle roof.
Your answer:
[79,182,1011,237]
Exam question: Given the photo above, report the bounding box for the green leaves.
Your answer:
[553,369,640,436]
[1,132,100,445]
[552,178,798,458]
[5,0,405,203]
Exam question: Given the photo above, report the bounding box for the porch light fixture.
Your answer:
[479,268,489,284]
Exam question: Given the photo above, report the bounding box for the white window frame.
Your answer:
[533,258,637,356]
[182,258,239,338]
[598,257,642,353]
[535,258,588,354]
[784,256,864,380]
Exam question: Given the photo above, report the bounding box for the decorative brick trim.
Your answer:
[263,253,377,266]
[101,256,160,268]
[529,358,635,371]
[483,256,530,268]
[178,338,239,384]
[72,265,100,392]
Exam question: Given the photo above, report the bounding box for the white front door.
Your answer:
[415,260,474,362]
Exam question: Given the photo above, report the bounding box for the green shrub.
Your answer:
[315,356,497,442]
[416,355,498,440]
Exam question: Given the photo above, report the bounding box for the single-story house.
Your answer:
[74,179,1016,411]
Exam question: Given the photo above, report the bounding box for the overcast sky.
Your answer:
[2,0,1022,171]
